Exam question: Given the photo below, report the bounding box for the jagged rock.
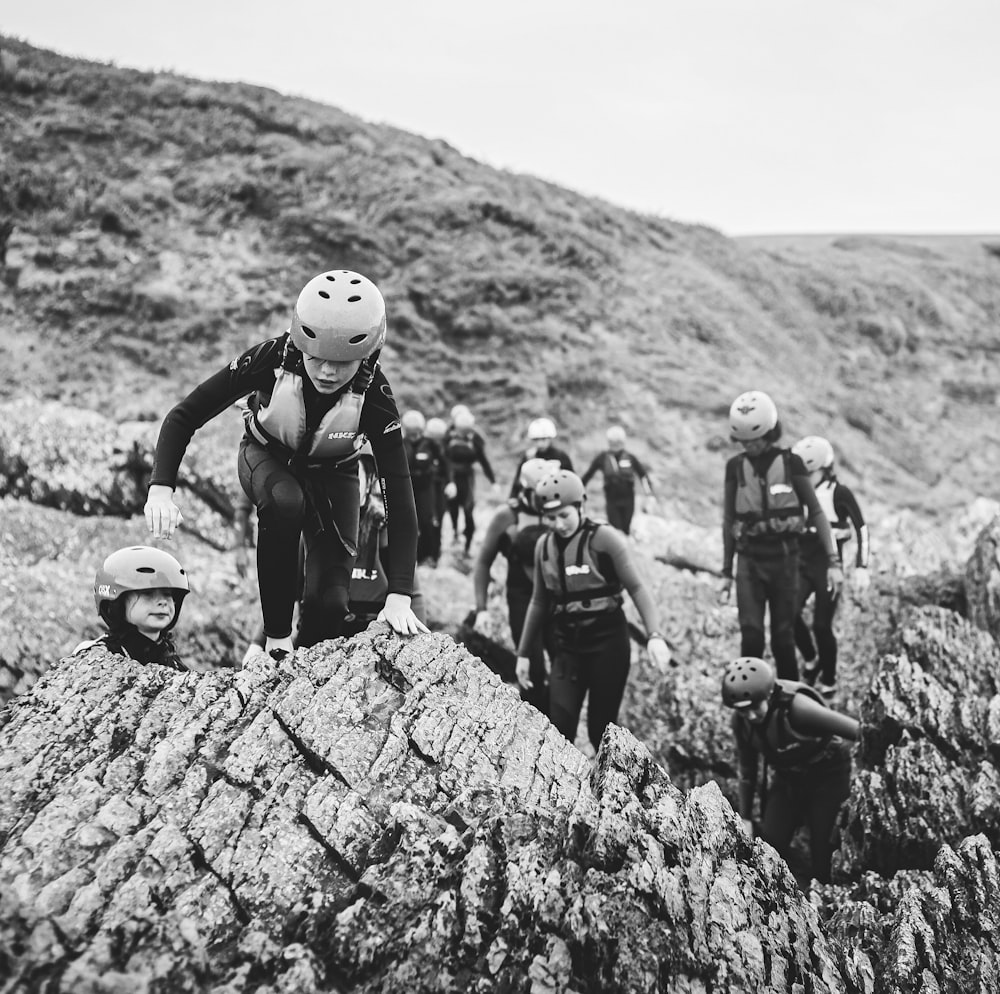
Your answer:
[967,515,1000,644]
[0,626,850,993]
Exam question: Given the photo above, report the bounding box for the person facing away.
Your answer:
[472,456,561,714]
[243,451,426,660]
[144,269,428,660]
[515,470,672,753]
[401,409,448,566]
[580,425,657,535]
[790,435,871,697]
[721,656,859,887]
[74,546,190,670]
[718,391,842,682]
[509,417,574,500]
[443,405,495,554]
[423,415,451,565]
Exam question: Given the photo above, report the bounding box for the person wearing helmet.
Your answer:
[580,425,657,536]
[443,406,495,554]
[791,436,871,696]
[75,546,191,669]
[719,391,842,681]
[721,656,859,886]
[241,450,426,660]
[423,416,451,564]
[144,270,428,658]
[509,416,574,500]
[515,470,673,752]
[401,409,448,567]
[471,457,561,713]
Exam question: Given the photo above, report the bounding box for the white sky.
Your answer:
[4,0,999,235]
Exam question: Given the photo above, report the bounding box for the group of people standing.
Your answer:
[75,269,873,890]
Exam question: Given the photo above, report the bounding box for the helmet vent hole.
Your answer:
[348,334,367,344]
[347,295,362,302]
[350,279,361,284]
[136,567,155,574]
[325,275,336,281]
[318,291,330,299]
[300,325,317,340]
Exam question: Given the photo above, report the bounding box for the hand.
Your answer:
[717,576,733,604]
[827,564,844,596]
[444,482,458,500]
[741,818,754,838]
[646,636,672,673]
[474,610,490,631]
[852,567,871,593]
[377,592,430,637]
[643,495,659,515]
[515,655,533,690]
[234,545,250,579]
[145,484,183,539]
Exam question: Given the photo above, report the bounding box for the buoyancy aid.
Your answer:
[346,522,389,617]
[446,430,479,469]
[246,367,366,464]
[743,680,839,770]
[733,450,806,541]
[809,480,852,542]
[540,520,623,616]
[406,437,437,481]
[604,452,637,495]
[503,501,547,592]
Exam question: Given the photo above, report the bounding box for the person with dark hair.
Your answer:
[580,425,657,535]
[74,546,190,669]
[721,656,859,886]
[718,391,842,681]
[143,269,428,660]
[515,469,672,752]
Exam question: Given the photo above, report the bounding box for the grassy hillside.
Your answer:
[2,35,999,527]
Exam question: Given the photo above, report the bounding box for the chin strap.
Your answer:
[351,349,381,394]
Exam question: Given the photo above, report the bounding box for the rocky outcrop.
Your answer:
[1,626,848,993]
[967,515,1000,644]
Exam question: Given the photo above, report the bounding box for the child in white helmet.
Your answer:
[580,425,657,535]
[75,546,191,669]
[509,416,574,500]
[144,270,428,659]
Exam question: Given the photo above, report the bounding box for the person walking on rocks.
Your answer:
[790,435,871,697]
[144,269,428,659]
[402,409,447,566]
[515,469,672,752]
[443,406,495,554]
[580,425,657,535]
[721,656,859,886]
[718,391,842,681]
[509,417,574,500]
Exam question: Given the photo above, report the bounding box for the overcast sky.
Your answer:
[5,1,998,235]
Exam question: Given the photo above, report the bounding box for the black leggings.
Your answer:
[795,551,841,682]
[548,615,630,753]
[238,439,359,648]
[736,544,800,681]
[447,471,477,549]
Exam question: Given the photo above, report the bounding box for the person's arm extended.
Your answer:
[836,484,870,569]
[721,458,738,577]
[791,458,838,563]
[789,693,860,740]
[473,508,510,611]
[474,433,496,484]
[515,547,550,657]
[580,454,603,487]
[632,453,656,497]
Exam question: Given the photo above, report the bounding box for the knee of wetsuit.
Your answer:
[258,482,306,530]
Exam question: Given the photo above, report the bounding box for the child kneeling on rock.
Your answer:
[74,546,191,671]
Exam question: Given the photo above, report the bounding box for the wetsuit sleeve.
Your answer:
[474,433,496,484]
[733,715,759,818]
[362,371,418,596]
[790,455,838,564]
[509,455,526,498]
[473,508,511,611]
[722,457,738,576]
[789,693,860,740]
[631,453,655,495]
[515,537,552,656]
[150,338,283,488]
[596,526,665,635]
[580,454,603,486]
[835,484,870,568]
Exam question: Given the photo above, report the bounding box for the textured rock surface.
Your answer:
[0,627,847,993]
[968,515,1000,645]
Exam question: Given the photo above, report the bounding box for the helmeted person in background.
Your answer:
[75,546,191,670]
[402,409,447,567]
[243,450,425,659]
[580,425,657,535]
[719,391,842,681]
[515,469,672,752]
[144,269,428,660]
[444,405,495,554]
[473,457,560,713]
[509,416,574,499]
[721,656,859,887]
[423,416,451,565]
[791,436,870,696]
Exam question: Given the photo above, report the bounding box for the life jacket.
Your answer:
[406,437,436,481]
[501,501,547,593]
[733,450,805,540]
[603,451,637,496]
[446,430,479,469]
[742,680,835,770]
[345,520,389,618]
[808,479,852,542]
[245,367,366,464]
[540,520,623,616]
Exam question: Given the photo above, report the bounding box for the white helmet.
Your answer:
[729,391,778,441]
[606,425,626,447]
[527,417,557,441]
[450,404,471,422]
[401,409,426,432]
[425,417,447,441]
[454,409,476,431]
[289,270,386,361]
[792,436,835,473]
[519,457,561,492]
